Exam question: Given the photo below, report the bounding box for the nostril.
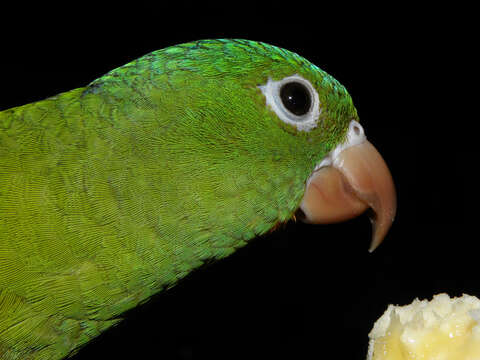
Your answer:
[349,120,365,139]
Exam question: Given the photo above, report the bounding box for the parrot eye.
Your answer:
[258,74,321,132]
[280,82,311,116]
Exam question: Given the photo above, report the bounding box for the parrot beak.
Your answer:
[299,121,396,252]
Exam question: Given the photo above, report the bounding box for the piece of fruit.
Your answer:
[367,293,480,359]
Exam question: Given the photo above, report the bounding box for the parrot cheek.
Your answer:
[299,122,397,252]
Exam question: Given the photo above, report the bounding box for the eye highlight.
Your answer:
[258,74,321,132]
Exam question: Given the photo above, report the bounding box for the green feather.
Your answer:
[0,39,357,359]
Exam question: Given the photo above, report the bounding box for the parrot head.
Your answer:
[88,39,396,252]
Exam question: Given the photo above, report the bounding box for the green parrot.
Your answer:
[0,39,396,359]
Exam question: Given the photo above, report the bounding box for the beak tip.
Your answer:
[368,233,381,252]
[368,240,380,253]
[368,210,396,253]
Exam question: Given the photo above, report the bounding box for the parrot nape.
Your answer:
[0,39,396,359]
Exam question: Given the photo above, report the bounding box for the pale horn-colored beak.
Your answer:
[299,120,396,252]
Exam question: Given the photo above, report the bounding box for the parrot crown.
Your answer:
[85,39,343,98]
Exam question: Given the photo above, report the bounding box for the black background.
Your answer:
[1,4,470,359]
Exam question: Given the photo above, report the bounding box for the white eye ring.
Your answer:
[258,74,321,132]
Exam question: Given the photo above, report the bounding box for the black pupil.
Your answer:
[280,82,311,116]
